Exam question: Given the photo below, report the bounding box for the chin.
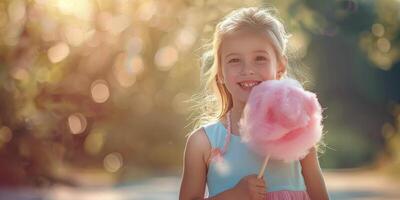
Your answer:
[229,89,251,105]
[236,95,250,105]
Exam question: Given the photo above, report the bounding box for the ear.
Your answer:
[277,56,288,79]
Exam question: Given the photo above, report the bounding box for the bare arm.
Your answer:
[179,128,262,200]
[300,147,330,200]
[179,128,209,200]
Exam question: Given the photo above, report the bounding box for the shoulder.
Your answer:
[186,127,210,148]
[185,127,212,163]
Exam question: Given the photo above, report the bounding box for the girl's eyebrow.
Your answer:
[253,50,270,55]
[224,50,269,58]
[225,53,239,58]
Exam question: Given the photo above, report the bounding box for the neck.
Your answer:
[226,99,246,135]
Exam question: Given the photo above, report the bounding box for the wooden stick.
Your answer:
[257,154,270,179]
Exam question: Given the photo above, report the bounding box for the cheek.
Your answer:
[260,62,278,79]
[222,66,239,81]
[221,70,240,92]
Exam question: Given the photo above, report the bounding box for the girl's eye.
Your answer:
[228,58,240,63]
[255,56,267,61]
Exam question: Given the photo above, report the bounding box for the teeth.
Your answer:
[239,82,260,88]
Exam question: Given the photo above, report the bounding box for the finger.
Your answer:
[250,187,265,194]
[257,190,266,195]
[249,179,263,187]
[250,177,265,184]
[257,187,266,194]
[252,187,266,196]
[258,179,266,186]
[255,180,265,188]
[256,193,266,200]
[258,178,266,184]
[251,182,265,189]
[255,184,265,189]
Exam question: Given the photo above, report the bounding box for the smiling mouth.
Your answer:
[238,81,262,90]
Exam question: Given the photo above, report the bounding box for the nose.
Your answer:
[240,61,255,75]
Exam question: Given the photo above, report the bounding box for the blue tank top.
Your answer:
[203,121,307,197]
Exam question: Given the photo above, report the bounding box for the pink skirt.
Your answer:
[266,190,310,200]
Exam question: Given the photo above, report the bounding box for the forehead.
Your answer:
[220,30,276,56]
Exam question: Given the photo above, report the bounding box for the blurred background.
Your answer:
[0,0,399,199]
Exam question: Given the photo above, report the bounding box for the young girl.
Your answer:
[179,7,329,200]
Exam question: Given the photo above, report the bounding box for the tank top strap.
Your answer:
[202,121,227,150]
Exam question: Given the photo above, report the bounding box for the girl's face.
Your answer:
[219,30,286,104]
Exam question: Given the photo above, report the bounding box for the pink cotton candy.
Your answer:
[239,78,323,162]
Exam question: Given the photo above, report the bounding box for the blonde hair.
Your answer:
[191,7,294,131]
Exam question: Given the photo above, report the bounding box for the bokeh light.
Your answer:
[8,0,25,23]
[126,37,143,55]
[0,126,13,146]
[371,23,385,37]
[48,42,70,63]
[91,79,110,103]
[68,113,87,134]
[138,1,157,22]
[64,25,85,47]
[103,152,123,173]
[175,27,197,51]
[10,68,29,81]
[113,53,144,88]
[56,0,93,21]
[376,37,391,53]
[154,46,178,71]
[84,129,105,155]
[40,18,58,42]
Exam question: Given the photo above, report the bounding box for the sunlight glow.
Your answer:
[56,0,93,21]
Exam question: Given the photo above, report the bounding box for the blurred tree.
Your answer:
[0,0,399,187]
[272,0,400,168]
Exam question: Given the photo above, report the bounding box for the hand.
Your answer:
[232,174,266,200]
